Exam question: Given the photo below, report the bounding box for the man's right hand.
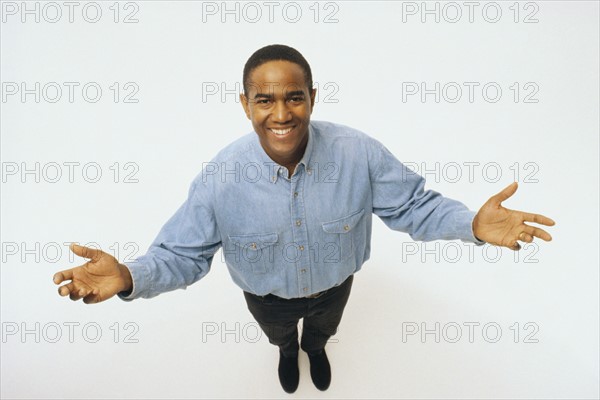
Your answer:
[53,243,133,304]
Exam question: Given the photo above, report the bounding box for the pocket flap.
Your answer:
[322,208,365,234]
[228,233,279,250]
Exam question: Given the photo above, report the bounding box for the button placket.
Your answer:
[290,168,311,296]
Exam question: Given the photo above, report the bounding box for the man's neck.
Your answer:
[283,163,298,178]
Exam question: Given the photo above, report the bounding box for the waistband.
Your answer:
[259,274,354,300]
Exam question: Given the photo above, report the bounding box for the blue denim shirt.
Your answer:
[120,120,484,300]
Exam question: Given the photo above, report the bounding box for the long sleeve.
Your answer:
[370,141,484,245]
[118,175,222,301]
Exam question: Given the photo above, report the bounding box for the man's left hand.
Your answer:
[472,182,555,250]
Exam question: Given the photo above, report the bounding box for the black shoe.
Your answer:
[308,349,331,391]
[278,350,299,393]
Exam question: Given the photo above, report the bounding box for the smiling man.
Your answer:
[53,44,555,394]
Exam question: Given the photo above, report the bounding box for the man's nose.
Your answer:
[272,100,292,122]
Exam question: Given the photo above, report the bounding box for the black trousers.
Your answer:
[243,274,354,358]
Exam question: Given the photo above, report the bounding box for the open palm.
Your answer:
[53,243,132,304]
[473,182,555,250]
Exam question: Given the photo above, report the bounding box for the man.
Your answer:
[53,44,555,394]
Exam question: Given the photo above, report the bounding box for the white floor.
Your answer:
[2,258,598,399]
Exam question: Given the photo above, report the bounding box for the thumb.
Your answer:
[70,243,103,262]
[489,182,518,205]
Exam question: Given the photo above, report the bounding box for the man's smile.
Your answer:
[269,125,296,137]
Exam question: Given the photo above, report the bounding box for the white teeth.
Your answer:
[270,127,293,135]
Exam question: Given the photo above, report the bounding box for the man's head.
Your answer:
[240,45,316,171]
[242,44,313,95]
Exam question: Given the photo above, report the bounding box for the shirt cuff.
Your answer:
[466,211,486,246]
[117,261,150,301]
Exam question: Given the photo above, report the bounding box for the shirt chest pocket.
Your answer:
[227,233,279,274]
[321,208,365,263]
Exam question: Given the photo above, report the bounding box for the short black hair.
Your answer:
[243,44,313,95]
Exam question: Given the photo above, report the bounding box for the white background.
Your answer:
[1,1,598,398]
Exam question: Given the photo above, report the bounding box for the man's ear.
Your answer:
[309,88,317,112]
[240,93,251,120]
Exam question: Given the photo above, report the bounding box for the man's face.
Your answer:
[240,60,316,169]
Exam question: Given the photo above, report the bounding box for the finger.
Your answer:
[69,290,83,301]
[489,182,518,205]
[83,293,101,304]
[69,285,90,301]
[58,282,75,297]
[53,269,74,285]
[519,232,534,243]
[509,241,521,251]
[70,243,103,262]
[522,212,555,226]
[523,225,552,241]
[58,281,93,298]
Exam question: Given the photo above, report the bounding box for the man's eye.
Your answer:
[289,97,304,103]
[256,99,270,104]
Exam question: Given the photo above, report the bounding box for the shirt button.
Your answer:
[300,269,306,273]
[303,287,308,292]
[296,219,301,226]
[307,169,312,175]
[250,243,257,249]
[344,225,350,231]
[299,245,304,251]
[272,176,276,182]
[293,192,298,197]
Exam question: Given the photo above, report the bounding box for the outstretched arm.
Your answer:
[53,172,221,303]
[472,182,555,250]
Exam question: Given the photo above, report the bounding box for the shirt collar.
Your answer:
[252,122,316,184]
[297,122,315,171]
